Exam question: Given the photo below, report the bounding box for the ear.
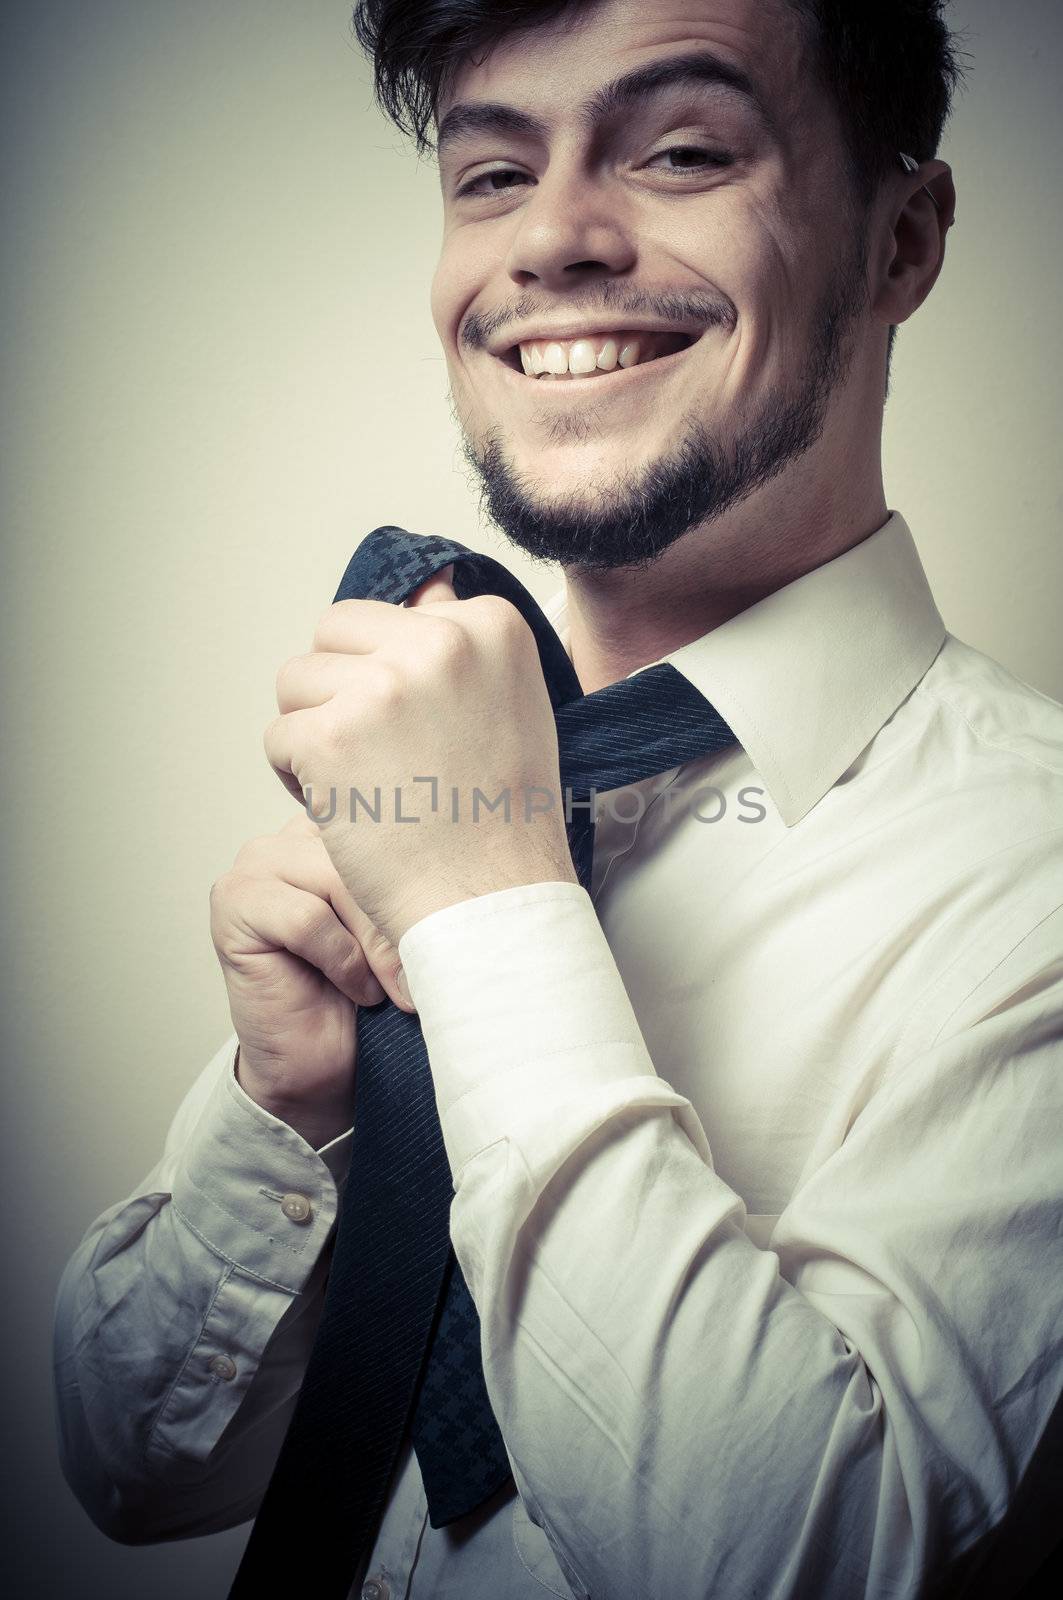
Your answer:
[870,158,956,331]
[405,563,456,607]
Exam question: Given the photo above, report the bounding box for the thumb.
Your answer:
[405,563,456,607]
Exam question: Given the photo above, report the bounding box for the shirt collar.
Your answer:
[538,511,947,828]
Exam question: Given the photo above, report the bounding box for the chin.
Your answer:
[487,428,668,498]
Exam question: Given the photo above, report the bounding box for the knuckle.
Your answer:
[232,835,268,870]
[418,612,472,667]
[274,654,300,702]
[313,703,353,758]
[210,868,237,905]
[464,593,532,653]
[288,898,326,944]
[359,923,397,965]
[281,811,318,838]
[208,870,247,939]
[339,941,370,984]
[312,599,351,650]
[361,659,406,710]
[467,592,523,632]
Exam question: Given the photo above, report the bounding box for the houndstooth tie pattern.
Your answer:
[228,527,738,1599]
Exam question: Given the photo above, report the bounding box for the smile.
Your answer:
[499,328,700,381]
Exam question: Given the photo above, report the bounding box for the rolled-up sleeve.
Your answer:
[396,882,1063,1600]
[53,1033,352,1544]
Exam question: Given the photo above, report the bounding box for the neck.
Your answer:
[561,459,888,695]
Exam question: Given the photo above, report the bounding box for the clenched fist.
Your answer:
[263,566,579,949]
[208,812,414,1148]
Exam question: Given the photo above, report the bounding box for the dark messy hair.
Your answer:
[352,0,963,203]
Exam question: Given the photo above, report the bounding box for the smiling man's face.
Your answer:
[430,0,876,572]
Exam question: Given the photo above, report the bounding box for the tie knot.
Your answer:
[557,663,737,798]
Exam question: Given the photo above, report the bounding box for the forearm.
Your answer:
[53,1035,350,1542]
[451,1106,897,1598]
[234,1041,355,1151]
[412,895,893,1597]
[398,882,1061,1600]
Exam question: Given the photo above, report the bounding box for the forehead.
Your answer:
[438,0,818,136]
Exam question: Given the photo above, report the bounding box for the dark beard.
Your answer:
[461,254,867,574]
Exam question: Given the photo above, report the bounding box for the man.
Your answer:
[53,1,1063,1597]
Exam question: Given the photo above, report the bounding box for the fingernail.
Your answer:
[395,966,414,1009]
[363,975,387,1006]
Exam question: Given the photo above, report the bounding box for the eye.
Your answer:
[644,145,734,174]
[456,166,535,199]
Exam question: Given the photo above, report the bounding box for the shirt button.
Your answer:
[361,1580,390,1600]
[280,1192,313,1224]
[207,1354,237,1381]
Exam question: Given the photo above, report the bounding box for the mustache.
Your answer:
[460,286,737,349]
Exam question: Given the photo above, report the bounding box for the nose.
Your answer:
[504,162,636,290]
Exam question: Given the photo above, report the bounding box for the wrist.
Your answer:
[234,1045,354,1150]
[391,857,580,945]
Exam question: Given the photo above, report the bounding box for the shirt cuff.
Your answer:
[227,1049,354,1192]
[169,1039,345,1293]
[397,880,712,1183]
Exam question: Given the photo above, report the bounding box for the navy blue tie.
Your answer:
[229,527,738,1598]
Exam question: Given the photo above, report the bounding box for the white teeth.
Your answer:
[543,342,568,375]
[514,332,661,377]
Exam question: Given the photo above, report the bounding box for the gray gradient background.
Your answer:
[2,1,1061,1595]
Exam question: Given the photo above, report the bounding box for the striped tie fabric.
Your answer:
[228,526,738,1598]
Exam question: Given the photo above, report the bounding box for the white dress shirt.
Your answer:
[53,511,1063,1599]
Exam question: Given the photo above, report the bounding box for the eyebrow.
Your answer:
[436,49,776,157]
